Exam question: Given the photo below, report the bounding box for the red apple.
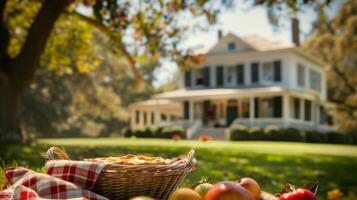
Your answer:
[279,188,317,200]
[239,177,261,200]
[205,181,255,200]
[169,188,203,200]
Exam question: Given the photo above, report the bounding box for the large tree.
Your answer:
[303,0,357,133]
[0,0,231,142]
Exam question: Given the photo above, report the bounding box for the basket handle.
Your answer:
[46,146,70,161]
[186,149,196,170]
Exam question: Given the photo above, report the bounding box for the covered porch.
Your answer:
[154,87,335,132]
[128,99,183,129]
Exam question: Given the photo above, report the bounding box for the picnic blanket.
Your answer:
[0,160,108,200]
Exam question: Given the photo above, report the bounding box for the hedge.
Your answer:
[125,127,186,139]
[230,126,355,145]
[326,132,353,144]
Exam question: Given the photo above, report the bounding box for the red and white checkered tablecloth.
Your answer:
[0,160,109,200]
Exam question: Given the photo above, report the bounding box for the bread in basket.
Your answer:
[46,147,196,200]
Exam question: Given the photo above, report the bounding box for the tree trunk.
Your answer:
[0,72,22,142]
[0,0,66,142]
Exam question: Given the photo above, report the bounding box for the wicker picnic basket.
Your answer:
[46,147,196,200]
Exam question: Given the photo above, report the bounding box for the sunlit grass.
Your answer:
[1,138,357,199]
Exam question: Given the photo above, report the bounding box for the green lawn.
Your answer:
[1,138,357,199]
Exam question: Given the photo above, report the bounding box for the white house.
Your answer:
[128,33,335,139]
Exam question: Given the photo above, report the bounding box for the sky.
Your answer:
[153,1,342,87]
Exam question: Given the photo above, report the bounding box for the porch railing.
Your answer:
[229,118,334,132]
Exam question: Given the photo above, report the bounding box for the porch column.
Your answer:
[139,109,144,128]
[189,100,194,122]
[283,93,289,127]
[154,101,161,126]
[130,109,135,128]
[314,99,319,130]
[249,96,255,126]
[300,98,304,121]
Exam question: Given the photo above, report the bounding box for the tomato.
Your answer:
[279,188,317,200]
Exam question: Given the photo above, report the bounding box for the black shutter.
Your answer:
[236,64,244,85]
[183,101,189,120]
[254,98,259,118]
[203,67,210,87]
[251,63,259,83]
[304,100,312,121]
[273,96,282,118]
[216,66,224,87]
[274,60,282,82]
[184,71,191,87]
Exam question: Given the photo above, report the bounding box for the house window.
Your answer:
[143,112,147,125]
[193,69,204,86]
[226,66,236,85]
[194,102,203,120]
[309,69,321,92]
[151,112,155,124]
[262,62,274,82]
[259,98,274,118]
[184,71,191,88]
[161,114,167,121]
[135,110,140,124]
[183,101,189,120]
[227,42,236,51]
[293,98,300,119]
[319,106,327,125]
[297,64,305,87]
[241,99,250,118]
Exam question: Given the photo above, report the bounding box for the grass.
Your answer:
[1,138,357,199]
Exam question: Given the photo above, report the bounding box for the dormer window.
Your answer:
[227,42,236,51]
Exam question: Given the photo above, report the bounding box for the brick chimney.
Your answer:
[218,30,223,40]
[291,17,300,46]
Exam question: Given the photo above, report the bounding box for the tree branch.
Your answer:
[71,11,142,89]
[0,0,7,18]
[12,0,66,90]
[330,64,356,93]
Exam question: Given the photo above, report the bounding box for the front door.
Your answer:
[226,106,238,126]
[226,99,238,126]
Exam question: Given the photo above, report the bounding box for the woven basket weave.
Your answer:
[46,147,196,200]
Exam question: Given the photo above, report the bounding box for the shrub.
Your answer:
[125,127,186,139]
[351,132,357,145]
[326,132,353,144]
[269,128,305,142]
[263,124,279,134]
[305,130,327,143]
[161,127,186,139]
[124,128,132,138]
[230,126,250,141]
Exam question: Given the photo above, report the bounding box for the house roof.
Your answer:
[153,86,286,100]
[194,33,327,67]
[241,35,294,51]
[128,99,180,109]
